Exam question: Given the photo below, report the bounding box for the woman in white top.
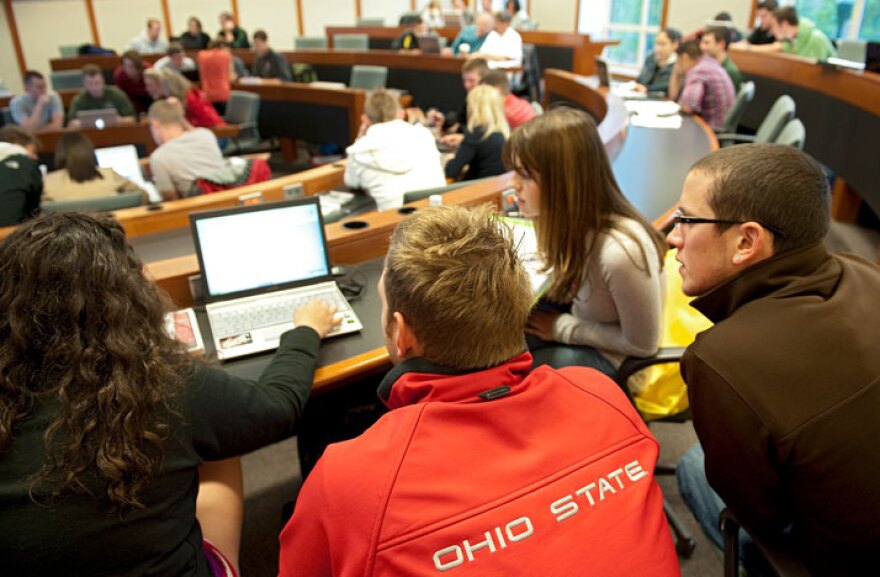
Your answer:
[42,132,147,204]
[505,107,666,375]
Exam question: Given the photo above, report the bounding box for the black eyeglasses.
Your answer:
[671,209,786,238]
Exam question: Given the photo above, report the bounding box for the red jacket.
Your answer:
[279,353,679,577]
[184,88,226,128]
[504,93,536,131]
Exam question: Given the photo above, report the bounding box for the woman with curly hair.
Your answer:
[0,213,338,576]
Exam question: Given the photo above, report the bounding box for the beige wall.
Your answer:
[93,0,163,54]
[239,0,299,49]
[532,0,578,33]
[361,0,411,27]
[0,4,22,93]
[13,0,92,85]
[301,0,356,37]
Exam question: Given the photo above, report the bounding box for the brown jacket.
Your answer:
[682,243,880,574]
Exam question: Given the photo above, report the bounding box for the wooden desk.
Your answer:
[0,154,343,244]
[324,26,616,76]
[543,68,719,221]
[233,81,365,160]
[729,49,880,217]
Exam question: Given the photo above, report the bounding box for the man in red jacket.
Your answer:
[279,205,679,577]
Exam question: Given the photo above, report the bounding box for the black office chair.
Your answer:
[514,44,542,102]
[720,508,811,577]
[615,348,697,558]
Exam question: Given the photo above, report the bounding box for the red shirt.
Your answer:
[197,49,232,103]
[184,88,226,128]
[504,93,536,130]
[112,64,152,113]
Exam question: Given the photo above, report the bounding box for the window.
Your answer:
[604,0,664,66]
[793,0,880,41]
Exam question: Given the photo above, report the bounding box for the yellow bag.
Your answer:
[629,250,713,421]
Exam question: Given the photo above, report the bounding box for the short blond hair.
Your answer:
[467,84,509,140]
[148,99,186,127]
[364,89,400,124]
[384,205,532,370]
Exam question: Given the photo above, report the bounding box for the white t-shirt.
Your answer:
[150,128,226,196]
[479,27,523,65]
[344,120,446,211]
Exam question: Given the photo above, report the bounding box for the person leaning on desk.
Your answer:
[67,64,137,128]
[0,211,342,576]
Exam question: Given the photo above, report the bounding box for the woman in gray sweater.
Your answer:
[505,107,667,375]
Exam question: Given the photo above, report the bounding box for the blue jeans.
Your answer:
[677,444,778,576]
[526,333,617,377]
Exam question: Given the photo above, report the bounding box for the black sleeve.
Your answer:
[445,130,479,179]
[186,326,321,460]
[24,159,43,219]
[276,53,293,81]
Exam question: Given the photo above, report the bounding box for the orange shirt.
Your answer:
[197,49,232,103]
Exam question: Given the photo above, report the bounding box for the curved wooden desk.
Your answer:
[325,26,616,76]
[729,49,880,217]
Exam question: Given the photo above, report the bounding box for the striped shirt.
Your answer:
[678,56,735,131]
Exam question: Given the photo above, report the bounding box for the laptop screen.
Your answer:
[95,145,144,184]
[190,198,331,300]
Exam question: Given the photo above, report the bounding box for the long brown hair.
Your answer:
[54,132,103,183]
[0,213,191,509]
[504,107,665,301]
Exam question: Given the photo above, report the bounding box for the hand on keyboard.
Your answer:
[295,299,342,338]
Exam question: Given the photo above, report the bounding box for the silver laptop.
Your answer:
[190,197,363,360]
[76,108,119,129]
[95,144,161,202]
[417,35,441,54]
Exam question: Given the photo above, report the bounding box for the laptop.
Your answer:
[190,197,363,360]
[76,108,119,129]
[595,57,647,99]
[95,144,161,202]
[417,35,442,54]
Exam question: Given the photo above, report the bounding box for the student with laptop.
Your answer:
[278,205,679,576]
[0,211,340,577]
[634,27,681,96]
[67,64,136,128]
[42,132,148,203]
[148,99,227,200]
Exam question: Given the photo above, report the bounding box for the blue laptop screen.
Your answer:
[193,201,330,298]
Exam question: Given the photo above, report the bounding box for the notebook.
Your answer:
[190,197,363,360]
[76,108,119,129]
[94,145,161,202]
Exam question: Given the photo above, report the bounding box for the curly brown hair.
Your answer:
[0,213,192,509]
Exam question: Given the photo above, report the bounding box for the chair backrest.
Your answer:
[774,118,806,150]
[41,192,144,214]
[1,107,14,126]
[51,70,84,90]
[224,90,260,125]
[333,33,369,50]
[357,17,384,27]
[754,94,795,144]
[294,36,328,50]
[349,65,388,90]
[522,44,543,101]
[58,44,81,57]
[718,80,755,134]
[402,178,490,204]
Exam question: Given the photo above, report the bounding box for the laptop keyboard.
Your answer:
[209,288,357,339]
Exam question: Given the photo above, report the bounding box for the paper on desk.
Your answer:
[497,216,550,299]
[630,114,683,129]
[624,100,681,116]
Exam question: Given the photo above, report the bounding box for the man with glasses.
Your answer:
[669,143,880,574]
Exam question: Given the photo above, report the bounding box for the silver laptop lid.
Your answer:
[190,197,333,302]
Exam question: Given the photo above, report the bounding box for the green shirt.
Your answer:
[783,17,836,60]
[721,56,743,91]
[66,85,135,122]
